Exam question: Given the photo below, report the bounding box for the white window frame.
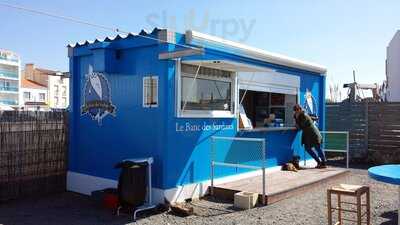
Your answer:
[176,61,236,118]
[143,75,159,108]
[62,86,67,96]
[54,85,59,96]
[23,91,31,101]
[39,93,46,102]
[54,96,59,105]
[62,97,67,107]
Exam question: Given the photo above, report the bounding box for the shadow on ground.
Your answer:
[379,210,398,225]
[0,192,162,225]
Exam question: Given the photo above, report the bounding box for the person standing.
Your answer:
[293,104,327,168]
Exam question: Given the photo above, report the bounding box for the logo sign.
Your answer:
[303,89,318,124]
[81,72,116,125]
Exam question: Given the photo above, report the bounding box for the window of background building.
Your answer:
[62,86,67,96]
[39,93,45,101]
[54,85,59,96]
[62,97,67,107]
[23,92,30,101]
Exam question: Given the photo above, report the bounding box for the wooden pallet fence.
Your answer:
[326,102,400,164]
[326,102,368,159]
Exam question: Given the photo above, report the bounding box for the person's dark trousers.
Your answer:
[315,144,327,163]
[305,144,326,164]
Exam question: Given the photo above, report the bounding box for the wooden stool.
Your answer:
[327,184,370,225]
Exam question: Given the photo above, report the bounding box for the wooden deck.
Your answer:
[212,167,350,205]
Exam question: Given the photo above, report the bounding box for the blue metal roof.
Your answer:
[67,27,326,74]
[67,27,164,48]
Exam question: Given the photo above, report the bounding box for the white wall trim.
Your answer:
[67,171,118,195]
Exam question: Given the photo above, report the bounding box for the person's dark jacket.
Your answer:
[294,111,322,149]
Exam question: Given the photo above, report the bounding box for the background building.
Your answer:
[48,72,69,109]
[386,30,400,101]
[20,63,69,110]
[0,49,20,108]
[20,76,48,111]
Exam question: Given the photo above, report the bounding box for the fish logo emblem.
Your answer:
[303,89,318,125]
[81,72,116,125]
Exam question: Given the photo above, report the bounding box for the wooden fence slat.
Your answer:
[0,111,68,202]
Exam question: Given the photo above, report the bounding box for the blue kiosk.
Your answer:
[67,28,327,204]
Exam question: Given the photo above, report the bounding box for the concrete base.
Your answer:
[234,191,258,209]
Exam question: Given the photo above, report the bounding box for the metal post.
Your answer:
[365,101,369,159]
[262,139,266,205]
[210,137,215,196]
[211,161,214,196]
[148,162,152,204]
[346,131,350,169]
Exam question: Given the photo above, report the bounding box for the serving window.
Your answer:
[239,90,297,128]
[178,63,235,117]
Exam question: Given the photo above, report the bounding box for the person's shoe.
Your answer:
[316,162,327,169]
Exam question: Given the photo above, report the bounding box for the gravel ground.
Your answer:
[0,167,398,225]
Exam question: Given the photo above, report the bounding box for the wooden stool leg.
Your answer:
[327,190,332,225]
[366,188,370,225]
[357,194,362,225]
[337,193,342,225]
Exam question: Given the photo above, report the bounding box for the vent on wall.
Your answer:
[115,50,122,60]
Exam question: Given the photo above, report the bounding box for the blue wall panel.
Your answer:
[69,30,326,191]
[69,44,168,188]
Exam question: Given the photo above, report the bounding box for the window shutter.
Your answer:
[143,76,158,108]
[151,76,158,106]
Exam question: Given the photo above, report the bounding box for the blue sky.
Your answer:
[1,0,399,96]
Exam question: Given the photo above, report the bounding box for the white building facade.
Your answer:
[20,82,48,111]
[20,64,69,110]
[0,49,20,107]
[48,74,69,109]
[386,30,400,101]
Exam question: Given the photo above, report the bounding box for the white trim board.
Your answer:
[67,159,317,204]
[185,30,327,75]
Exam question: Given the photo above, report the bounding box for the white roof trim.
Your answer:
[181,59,274,72]
[185,30,327,75]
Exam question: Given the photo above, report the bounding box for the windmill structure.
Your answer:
[343,70,383,102]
